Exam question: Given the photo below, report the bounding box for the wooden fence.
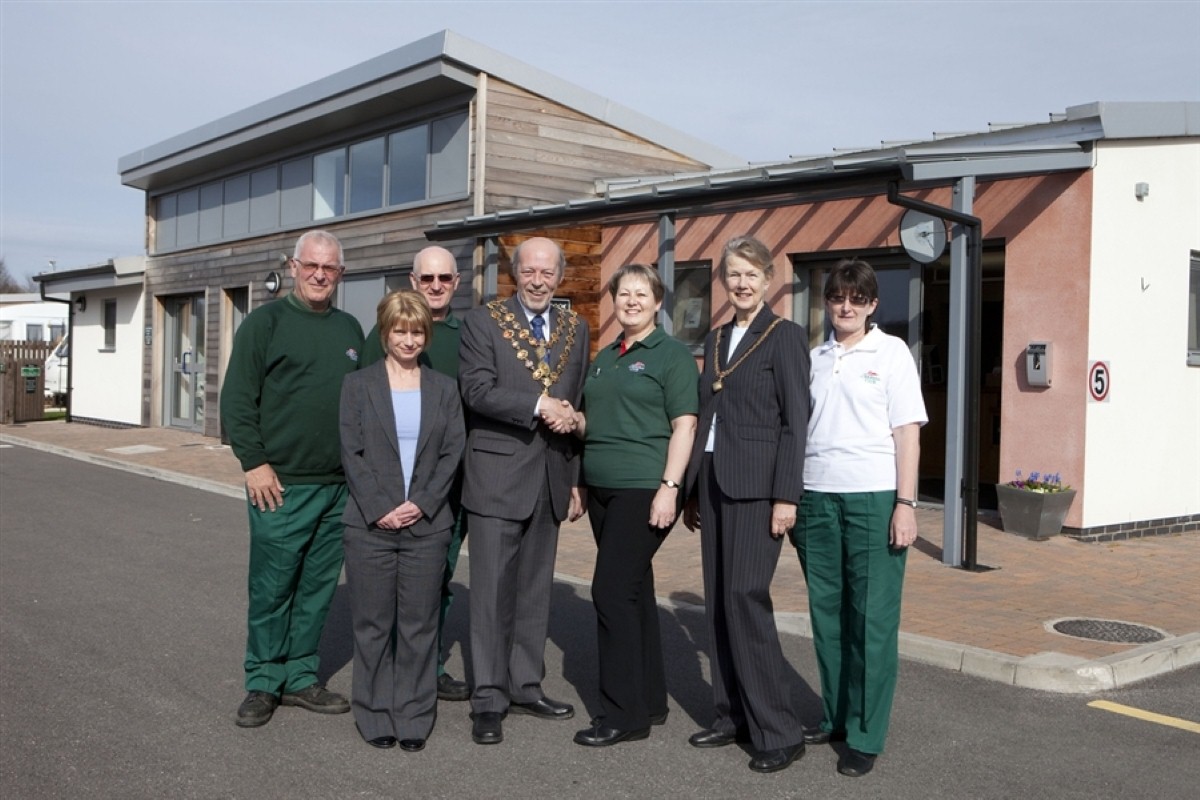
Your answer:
[1,340,56,424]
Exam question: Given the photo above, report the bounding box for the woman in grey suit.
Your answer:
[683,235,810,774]
[340,290,465,752]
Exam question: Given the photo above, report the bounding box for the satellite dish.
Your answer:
[899,208,948,264]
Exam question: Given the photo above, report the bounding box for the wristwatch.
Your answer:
[661,479,681,489]
[895,497,918,508]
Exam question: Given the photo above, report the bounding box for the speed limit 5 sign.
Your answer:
[1088,361,1110,403]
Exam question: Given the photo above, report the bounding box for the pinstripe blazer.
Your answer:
[339,360,465,534]
[458,296,589,522]
[685,305,810,503]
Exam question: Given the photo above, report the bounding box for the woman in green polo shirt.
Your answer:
[570,263,698,748]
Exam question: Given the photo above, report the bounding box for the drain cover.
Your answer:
[1051,618,1166,644]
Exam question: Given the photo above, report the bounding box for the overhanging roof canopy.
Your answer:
[119,30,744,193]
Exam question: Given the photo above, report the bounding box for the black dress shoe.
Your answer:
[837,748,877,777]
[398,738,425,752]
[573,722,650,747]
[688,728,737,748]
[437,672,470,701]
[749,742,805,773]
[509,696,575,720]
[803,727,847,745]
[649,711,668,726]
[364,735,398,749]
[471,711,504,745]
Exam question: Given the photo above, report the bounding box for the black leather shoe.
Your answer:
[803,727,847,745]
[649,711,668,726]
[749,742,805,773]
[399,738,426,752]
[365,735,398,749]
[837,748,877,777]
[437,672,470,701]
[573,723,651,747]
[471,711,504,744]
[688,728,737,748]
[509,696,575,720]
[280,684,350,714]
[235,691,279,728]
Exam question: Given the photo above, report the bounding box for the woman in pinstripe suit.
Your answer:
[683,235,811,774]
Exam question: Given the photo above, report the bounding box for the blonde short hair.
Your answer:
[376,290,432,347]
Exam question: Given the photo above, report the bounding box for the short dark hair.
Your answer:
[607,263,664,303]
[823,259,879,303]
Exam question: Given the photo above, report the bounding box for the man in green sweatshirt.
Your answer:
[220,229,364,728]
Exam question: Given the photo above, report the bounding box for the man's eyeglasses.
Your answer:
[292,259,344,277]
[417,273,456,285]
[826,293,872,308]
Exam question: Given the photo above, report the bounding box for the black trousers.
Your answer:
[587,486,670,730]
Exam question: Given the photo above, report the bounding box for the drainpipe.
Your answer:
[38,280,73,423]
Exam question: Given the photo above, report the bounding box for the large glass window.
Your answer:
[671,261,712,354]
[388,125,426,206]
[152,108,469,252]
[349,137,385,213]
[25,324,44,341]
[313,147,347,220]
[223,175,250,237]
[249,167,278,231]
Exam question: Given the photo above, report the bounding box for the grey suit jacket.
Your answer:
[458,296,589,522]
[685,305,810,503]
[339,360,465,534]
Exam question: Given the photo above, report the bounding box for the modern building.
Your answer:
[428,102,1200,546]
[31,257,146,427]
[117,29,742,436]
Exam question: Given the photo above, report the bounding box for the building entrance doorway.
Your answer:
[164,294,205,431]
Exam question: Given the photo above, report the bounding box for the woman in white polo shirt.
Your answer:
[794,258,927,778]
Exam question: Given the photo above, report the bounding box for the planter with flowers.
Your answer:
[995,470,1077,540]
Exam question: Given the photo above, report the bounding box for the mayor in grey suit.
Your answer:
[683,235,811,774]
[458,237,589,745]
[340,291,465,752]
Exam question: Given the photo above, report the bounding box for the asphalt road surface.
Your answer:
[2,445,1197,799]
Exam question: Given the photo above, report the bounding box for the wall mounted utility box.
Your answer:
[1026,342,1052,387]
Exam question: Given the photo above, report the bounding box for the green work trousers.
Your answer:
[794,490,906,755]
[244,482,348,694]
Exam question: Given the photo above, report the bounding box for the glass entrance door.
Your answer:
[165,294,206,430]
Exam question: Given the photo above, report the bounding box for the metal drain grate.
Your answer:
[1051,618,1166,644]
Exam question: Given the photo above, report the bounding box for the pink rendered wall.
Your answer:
[599,173,1094,524]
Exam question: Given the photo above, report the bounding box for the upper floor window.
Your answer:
[153,109,469,253]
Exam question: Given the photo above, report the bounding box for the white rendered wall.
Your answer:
[71,285,145,426]
[1085,139,1200,527]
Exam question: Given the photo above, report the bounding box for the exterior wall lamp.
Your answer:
[264,271,282,295]
[75,295,87,312]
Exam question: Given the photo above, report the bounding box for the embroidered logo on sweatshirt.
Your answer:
[628,361,647,373]
[346,348,359,362]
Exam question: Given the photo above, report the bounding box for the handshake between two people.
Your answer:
[537,396,583,436]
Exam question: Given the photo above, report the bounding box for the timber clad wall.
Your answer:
[483,80,706,210]
[141,76,716,434]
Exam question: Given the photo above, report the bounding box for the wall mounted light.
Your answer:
[74,295,87,313]
[264,271,282,295]
[1135,182,1150,201]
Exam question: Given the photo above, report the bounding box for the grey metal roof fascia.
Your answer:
[118,31,454,175]
[1066,101,1200,138]
[902,150,1095,182]
[33,269,138,294]
[437,31,745,169]
[120,60,471,187]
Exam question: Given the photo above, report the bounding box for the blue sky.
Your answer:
[2,0,1198,283]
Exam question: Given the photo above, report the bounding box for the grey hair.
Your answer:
[293,230,345,265]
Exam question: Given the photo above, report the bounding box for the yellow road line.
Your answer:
[1088,700,1200,734]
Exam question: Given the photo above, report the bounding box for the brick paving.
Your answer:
[4,419,1197,666]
